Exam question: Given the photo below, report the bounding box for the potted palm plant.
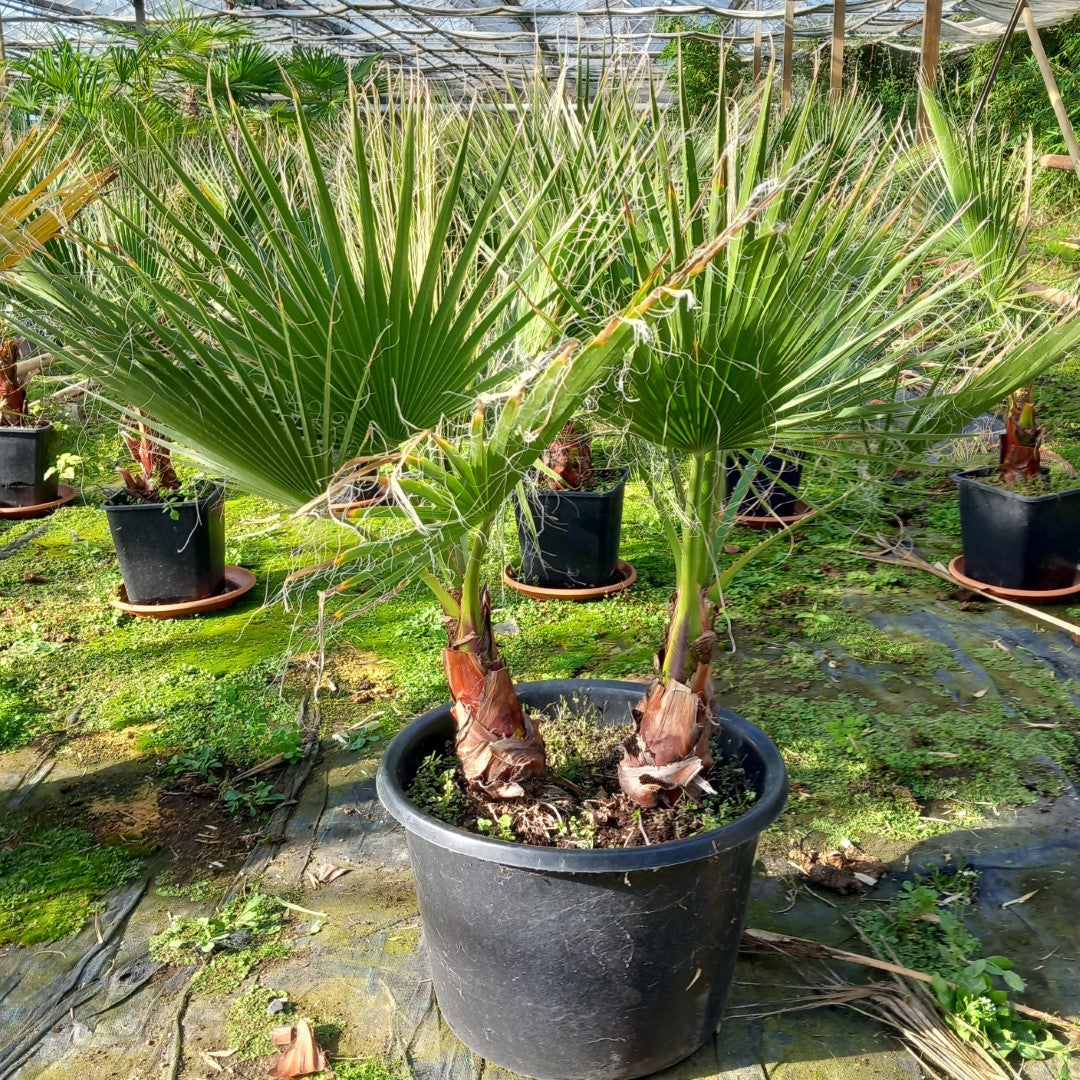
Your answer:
[365,79,1080,1080]
[101,417,236,610]
[511,422,634,596]
[918,94,1080,598]
[952,389,1080,595]
[0,119,112,516]
[16,70,1080,1080]
[474,71,640,597]
[727,449,809,526]
[369,76,1080,1080]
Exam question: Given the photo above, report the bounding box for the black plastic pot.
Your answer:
[0,424,59,508]
[377,679,788,1080]
[515,468,627,588]
[727,451,804,517]
[955,467,1080,591]
[102,485,226,605]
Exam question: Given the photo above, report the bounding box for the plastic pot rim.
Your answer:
[953,466,1080,505]
[377,678,788,874]
[100,482,226,513]
[0,421,57,437]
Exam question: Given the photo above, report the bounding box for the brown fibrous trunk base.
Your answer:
[444,647,545,799]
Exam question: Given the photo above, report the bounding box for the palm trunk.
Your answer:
[998,388,1043,484]
[441,531,545,799]
[0,339,26,426]
[542,420,593,491]
[619,450,720,808]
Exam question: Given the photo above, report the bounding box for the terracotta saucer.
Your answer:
[502,560,637,602]
[734,500,814,530]
[0,484,77,521]
[110,566,257,619]
[947,556,1080,604]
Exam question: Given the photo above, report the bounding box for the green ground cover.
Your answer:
[0,355,1079,948]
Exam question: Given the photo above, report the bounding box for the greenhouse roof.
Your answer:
[3,0,1079,83]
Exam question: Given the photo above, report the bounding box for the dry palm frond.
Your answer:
[737,927,1080,1080]
[855,533,1080,640]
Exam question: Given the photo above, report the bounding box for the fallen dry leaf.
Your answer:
[200,1051,224,1072]
[1001,889,1039,910]
[788,845,889,895]
[972,688,989,698]
[304,862,351,888]
[267,1019,328,1078]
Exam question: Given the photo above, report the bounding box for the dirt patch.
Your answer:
[87,781,165,843]
[153,787,265,885]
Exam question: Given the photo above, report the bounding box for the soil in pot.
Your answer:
[378,680,788,1080]
[103,484,226,605]
[0,424,60,508]
[956,466,1080,591]
[727,451,804,518]
[408,696,756,848]
[515,467,627,589]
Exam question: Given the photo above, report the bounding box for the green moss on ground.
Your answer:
[0,827,143,945]
[224,985,287,1059]
[3,390,1080,865]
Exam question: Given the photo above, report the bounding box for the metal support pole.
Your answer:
[970,0,1026,129]
[782,0,794,109]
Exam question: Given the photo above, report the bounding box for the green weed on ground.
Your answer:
[857,868,1070,1068]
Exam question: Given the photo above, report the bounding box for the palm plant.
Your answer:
[919,91,1050,486]
[312,200,778,793]
[12,78,564,506]
[590,76,1080,806]
[0,118,113,425]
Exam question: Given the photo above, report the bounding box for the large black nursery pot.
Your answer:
[0,424,59,508]
[515,467,627,588]
[955,467,1080,591]
[377,679,788,1080]
[103,485,226,605]
[727,451,805,517]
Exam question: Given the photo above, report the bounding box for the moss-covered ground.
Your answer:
[1,354,1079,964]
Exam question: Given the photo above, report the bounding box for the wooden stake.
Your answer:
[916,0,943,138]
[830,0,845,102]
[782,0,794,110]
[1021,3,1080,181]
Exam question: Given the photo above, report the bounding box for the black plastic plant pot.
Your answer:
[955,467,1080,591]
[377,679,788,1080]
[515,468,628,588]
[0,424,60,508]
[727,451,805,517]
[102,485,226,605]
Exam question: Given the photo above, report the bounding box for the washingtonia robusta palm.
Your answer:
[309,203,779,795]
[0,119,113,424]
[13,78,564,506]
[591,75,1080,808]
[918,90,1049,481]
